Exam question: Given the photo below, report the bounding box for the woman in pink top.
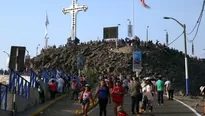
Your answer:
[79,84,94,116]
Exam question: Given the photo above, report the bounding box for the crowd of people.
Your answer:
[35,71,88,104]
[75,74,176,116]
[0,69,9,75]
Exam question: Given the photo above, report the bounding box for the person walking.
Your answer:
[156,76,164,105]
[112,80,124,116]
[71,77,79,100]
[144,80,154,112]
[79,84,94,116]
[129,77,142,114]
[166,79,174,100]
[49,80,57,99]
[94,80,111,116]
[36,76,45,103]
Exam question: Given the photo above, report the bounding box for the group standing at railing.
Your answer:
[0,68,86,111]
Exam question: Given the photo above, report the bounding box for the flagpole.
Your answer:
[132,0,134,38]
[45,11,49,49]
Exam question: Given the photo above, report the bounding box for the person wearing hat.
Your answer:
[79,84,94,116]
[112,80,125,116]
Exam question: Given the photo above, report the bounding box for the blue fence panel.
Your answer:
[49,69,56,79]
[30,69,38,88]
[0,83,8,110]
[9,70,31,99]
[42,68,50,83]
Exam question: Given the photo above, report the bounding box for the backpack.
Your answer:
[168,82,174,90]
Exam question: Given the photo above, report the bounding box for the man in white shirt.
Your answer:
[164,79,171,98]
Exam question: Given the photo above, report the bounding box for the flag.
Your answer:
[45,11,49,26]
[140,0,150,9]
[45,11,49,39]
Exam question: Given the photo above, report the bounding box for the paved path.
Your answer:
[25,94,199,116]
[89,95,197,116]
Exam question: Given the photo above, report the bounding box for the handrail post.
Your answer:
[4,86,8,110]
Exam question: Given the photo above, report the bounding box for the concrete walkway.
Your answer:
[20,94,200,116]
[88,95,198,116]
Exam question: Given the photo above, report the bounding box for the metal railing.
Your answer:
[0,83,8,110]
[9,70,31,99]
[42,68,51,83]
[30,69,38,88]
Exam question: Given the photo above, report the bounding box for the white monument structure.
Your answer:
[62,0,88,43]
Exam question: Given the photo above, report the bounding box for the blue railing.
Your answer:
[0,83,8,110]
[49,69,56,79]
[42,68,51,83]
[30,69,38,88]
[9,70,31,99]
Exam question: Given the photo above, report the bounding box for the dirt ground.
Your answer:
[174,95,205,115]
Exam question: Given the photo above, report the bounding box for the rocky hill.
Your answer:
[31,41,205,95]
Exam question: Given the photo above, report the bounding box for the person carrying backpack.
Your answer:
[166,80,174,100]
[94,80,111,116]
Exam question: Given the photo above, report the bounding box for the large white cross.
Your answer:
[62,0,88,42]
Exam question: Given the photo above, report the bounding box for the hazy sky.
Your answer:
[0,0,204,69]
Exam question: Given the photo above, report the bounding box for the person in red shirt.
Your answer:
[71,78,79,100]
[49,80,57,99]
[112,80,124,116]
[117,106,128,116]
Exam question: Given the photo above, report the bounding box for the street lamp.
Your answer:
[36,44,40,56]
[164,29,169,46]
[164,16,189,95]
[3,51,10,57]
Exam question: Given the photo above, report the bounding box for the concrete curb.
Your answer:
[30,94,68,116]
[163,95,201,116]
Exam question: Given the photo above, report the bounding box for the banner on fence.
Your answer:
[133,51,142,72]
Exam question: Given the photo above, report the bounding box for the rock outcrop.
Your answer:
[31,41,205,95]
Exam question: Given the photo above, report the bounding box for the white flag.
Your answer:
[45,11,49,39]
[45,11,49,26]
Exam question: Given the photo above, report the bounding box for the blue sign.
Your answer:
[133,51,142,72]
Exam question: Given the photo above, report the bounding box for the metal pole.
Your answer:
[117,24,120,49]
[36,47,38,56]
[166,31,169,46]
[163,16,189,95]
[146,26,149,43]
[12,48,18,116]
[183,24,189,95]
[164,29,169,46]
[132,0,134,37]
[36,44,40,56]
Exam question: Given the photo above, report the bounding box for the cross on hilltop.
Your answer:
[62,0,88,45]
